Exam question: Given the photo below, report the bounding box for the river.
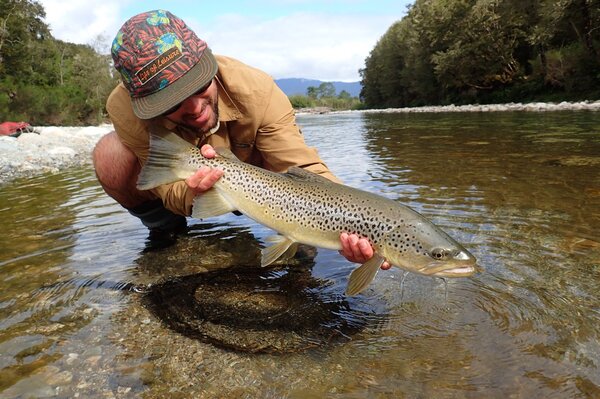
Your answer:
[1,110,599,398]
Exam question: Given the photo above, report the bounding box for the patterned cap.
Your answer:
[111,10,218,119]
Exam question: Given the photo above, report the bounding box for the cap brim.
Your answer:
[132,49,218,120]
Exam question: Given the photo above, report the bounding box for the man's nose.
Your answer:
[180,95,204,112]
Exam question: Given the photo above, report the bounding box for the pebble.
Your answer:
[0,124,113,185]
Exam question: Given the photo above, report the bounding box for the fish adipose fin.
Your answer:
[137,126,199,190]
[261,235,299,266]
[345,253,385,296]
[284,167,333,184]
[192,189,238,219]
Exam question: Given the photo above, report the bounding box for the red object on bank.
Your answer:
[0,121,33,137]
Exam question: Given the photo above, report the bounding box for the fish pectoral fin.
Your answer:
[345,254,386,296]
[261,235,298,267]
[191,189,238,219]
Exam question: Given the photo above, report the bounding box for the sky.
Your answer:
[37,0,412,82]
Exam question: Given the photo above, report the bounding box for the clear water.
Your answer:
[1,111,599,398]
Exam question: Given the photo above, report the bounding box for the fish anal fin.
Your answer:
[345,253,385,296]
[261,235,298,266]
[191,189,238,219]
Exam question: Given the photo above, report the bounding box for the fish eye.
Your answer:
[430,248,450,260]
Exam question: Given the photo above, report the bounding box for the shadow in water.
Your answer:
[143,263,379,354]
[135,222,382,353]
[34,220,388,355]
[133,221,389,354]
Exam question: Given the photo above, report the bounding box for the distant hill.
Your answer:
[275,78,362,98]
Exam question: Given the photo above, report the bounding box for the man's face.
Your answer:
[164,79,219,134]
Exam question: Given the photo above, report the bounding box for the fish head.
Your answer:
[381,221,478,278]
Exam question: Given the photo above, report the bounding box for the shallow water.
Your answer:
[1,111,599,398]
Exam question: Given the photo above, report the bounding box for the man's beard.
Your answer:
[198,99,219,134]
[178,96,220,135]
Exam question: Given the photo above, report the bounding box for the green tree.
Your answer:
[430,0,526,92]
[360,21,404,107]
[337,90,351,100]
[317,82,336,98]
[360,0,600,107]
[0,0,118,125]
[0,0,49,77]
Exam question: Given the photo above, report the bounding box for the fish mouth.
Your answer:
[430,264,479,277]
[417,254,479,278]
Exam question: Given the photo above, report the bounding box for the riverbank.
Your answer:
[296,100,600,114]
[0,125,113,185]
[1,100,599,185]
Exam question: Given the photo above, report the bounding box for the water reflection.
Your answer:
[0,111,599,397]
[365,111,600,396]
[299,111,600,397]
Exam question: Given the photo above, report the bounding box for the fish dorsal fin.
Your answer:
[284,166,332,183]
[215,147,240,160]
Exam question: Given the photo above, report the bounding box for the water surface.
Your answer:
[1,111,599,398]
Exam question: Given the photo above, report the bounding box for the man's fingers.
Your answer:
[339,233,390,270]
[357,238,373,259]
[200,144,216,158]
[185,167,223,193]
[202,168,223,189]
[348,234,364,261]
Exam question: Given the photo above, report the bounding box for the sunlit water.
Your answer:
[1,111,599,398]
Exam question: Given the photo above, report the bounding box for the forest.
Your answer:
[1,0,599,125]
[0,0,118,125]
[360,0,600,108]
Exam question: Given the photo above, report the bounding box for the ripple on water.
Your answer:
[1,112,600,397]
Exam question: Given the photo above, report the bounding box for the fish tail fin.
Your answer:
[137,132,199,190]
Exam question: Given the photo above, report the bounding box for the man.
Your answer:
[93,9,389,268]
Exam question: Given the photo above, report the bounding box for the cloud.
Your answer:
[39,0,125,51]
[198,12,396,81]
[37,2,398,81]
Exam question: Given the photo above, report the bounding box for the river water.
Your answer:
[0,111,599,398]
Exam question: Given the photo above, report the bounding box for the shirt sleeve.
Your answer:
[254,82,341,183]
[106,84,194,216]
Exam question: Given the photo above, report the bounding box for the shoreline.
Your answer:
[1,101,599,185]
[296,100,600,115]
[0,125,113,186]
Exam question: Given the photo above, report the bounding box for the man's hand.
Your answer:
[339,232,391,270]
[185,144,224,194]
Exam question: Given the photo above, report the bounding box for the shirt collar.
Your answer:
[215,75,242,121]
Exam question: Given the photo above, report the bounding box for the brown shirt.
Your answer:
[107,54,339,216]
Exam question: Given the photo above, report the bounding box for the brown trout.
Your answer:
[137,127,478,296]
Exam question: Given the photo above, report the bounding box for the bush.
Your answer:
[289,95,315,109]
